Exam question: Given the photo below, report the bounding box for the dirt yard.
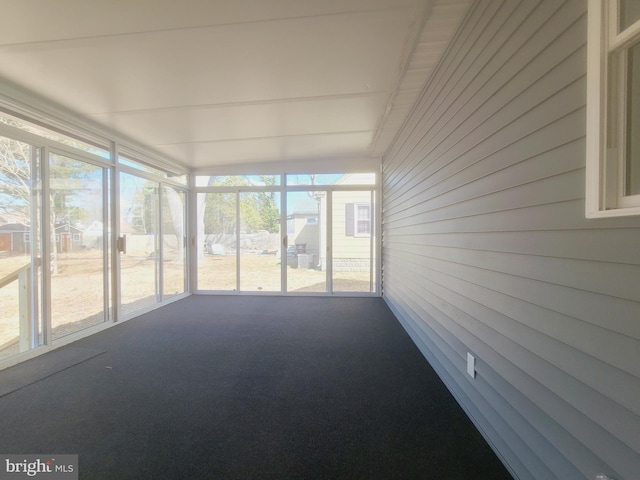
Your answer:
[1,250,371,361]
[0,250,186,358]
[197,252,372,293]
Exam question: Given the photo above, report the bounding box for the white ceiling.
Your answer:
[0,0,471,171]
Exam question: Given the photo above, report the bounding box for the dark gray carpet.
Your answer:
[0,346,105,398]
[0,296,512,479]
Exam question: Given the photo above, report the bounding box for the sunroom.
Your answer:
[1,1,639,480]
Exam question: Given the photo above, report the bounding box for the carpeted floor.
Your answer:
[0,296,512,479]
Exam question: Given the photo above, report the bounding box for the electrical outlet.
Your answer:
[467,352,476,378]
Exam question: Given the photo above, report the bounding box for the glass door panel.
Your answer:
[119,172,159,314]
[162,186,186,298]
[332,190,375,293]
[239,191,281,292]
[0,136,43,359]
[50,153,108,338]
[286,191,326,293]
[197,192,237,291]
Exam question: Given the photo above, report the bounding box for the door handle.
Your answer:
[117,235,127,254]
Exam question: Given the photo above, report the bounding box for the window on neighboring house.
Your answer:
[23,233,30,242]
[587,0,640,217]
[306,216,318,225]
[345,203,372,237]
[355,203,371,237]
[72,233,81,242]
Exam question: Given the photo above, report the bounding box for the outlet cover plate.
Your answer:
[467,353,476,378]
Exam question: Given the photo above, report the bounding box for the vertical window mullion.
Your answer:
[158,183,164,302]
[41,146,52,346]
[102,165,110,323]
[112,142,121,322]
[235,190,240,293]
[326,188,332,294]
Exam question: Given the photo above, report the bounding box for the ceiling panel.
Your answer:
[85,93,386,145]
[0,0,472,170]
[0,10,412,112]
[0,0,417,45]
[156,131,374,168]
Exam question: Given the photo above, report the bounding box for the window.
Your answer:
[354,203,371,237]
[0,113,110,159]
[306,216,318,225]
[587,0,640,216]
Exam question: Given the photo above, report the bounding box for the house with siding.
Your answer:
[0,223,30,254]
[332,174,374,272]
[0,1,638,479]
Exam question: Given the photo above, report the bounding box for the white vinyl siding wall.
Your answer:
[382,1,640,479]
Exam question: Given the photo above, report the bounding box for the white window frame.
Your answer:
[587,0,640,217]
[353,203,371,237]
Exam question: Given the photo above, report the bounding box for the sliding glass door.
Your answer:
[285,191,326,293]
[119,170,187,315]
[331,190,375,293]
[50,152,109,338]
[239,191,281,292]
[162,185,187,299]
[119,172,159,314]
[0,113,190,368]
[195,173,378,295]
[197,191,237,291]
[0,135,43,361]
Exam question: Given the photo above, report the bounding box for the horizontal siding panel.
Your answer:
[382,0,640,478]
[384,0,511,167]
[385,170,585,229]
[383,229,640,265]
[385,259,640,476]
[386,75,587,211]
[385,199,640,237]
[384,119,587,219]
[384,290,564,480]
[386,250,640,413]
[389,250,640,388]
[384,243,640,313]
[385,0,577,192]
[384,283,622,480]
[386,26,587,205]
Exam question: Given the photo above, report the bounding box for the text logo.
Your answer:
[0,455,77,480]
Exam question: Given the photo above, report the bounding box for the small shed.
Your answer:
[0,223,30,254]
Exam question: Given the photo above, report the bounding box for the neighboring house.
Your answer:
[54,223,83,252]
[82,220,105,249]
[287,178,374,272]
[331,194,372,273]
[0,223,30,254]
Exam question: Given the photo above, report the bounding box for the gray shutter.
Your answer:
[345,203,354,236]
